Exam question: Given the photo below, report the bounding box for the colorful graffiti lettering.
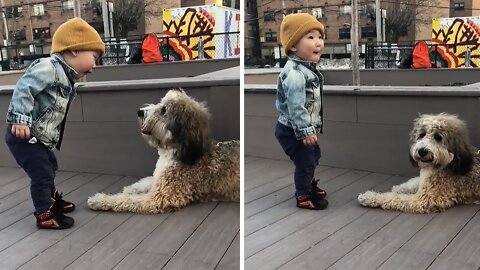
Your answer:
[163,7,216,61]
[432,17,480,68]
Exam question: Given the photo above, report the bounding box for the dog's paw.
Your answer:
[358,191,380,207]
[122,185,139,194]
[87,193,111,211]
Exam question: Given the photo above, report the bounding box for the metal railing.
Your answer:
[0,31,240,70]
[365,41,480,69]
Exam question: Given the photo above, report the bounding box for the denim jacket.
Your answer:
[276,54,324,139]
[6,54,77,150]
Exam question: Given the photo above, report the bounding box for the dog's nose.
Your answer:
[418,148,428,157]
[137,109,144,117]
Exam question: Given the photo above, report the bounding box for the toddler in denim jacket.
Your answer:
[5,17,104,229]
[275,13,328,210]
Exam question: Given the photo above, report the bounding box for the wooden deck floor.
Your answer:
[245,156,480,270]
[0,167,239,270]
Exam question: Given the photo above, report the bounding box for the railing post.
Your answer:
[198,36,204,60]
[465,47,471,68]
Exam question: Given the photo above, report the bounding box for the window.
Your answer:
[362,3,375,15]
[5,6,23,19]
[10,29,26,41]
[265,31,277,42]
[33,27,51,39]
[62,0,74,11]
[339,5,351,16]
[339,28,350,39]
[454,2,465,10]
[361,26,376,38]
[264,11,275,22]
[32,4,46,16]
[312,8,324,19]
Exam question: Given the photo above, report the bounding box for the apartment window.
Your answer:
[265,31,277,42]
[361,26,376,38]
[312,8,324,19]
[62,0,74,10]
[339,5,351,16]
[5,6,23,18]
[264,11,275,22]
[32,3,46,16]
[10,29,26,41]
[33,27,51,39]
[454,2,465,10]
[362,3,375,15]
[339,28,350,39]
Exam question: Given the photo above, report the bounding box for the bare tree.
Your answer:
[384,0,438,43]
[91,0,161,38]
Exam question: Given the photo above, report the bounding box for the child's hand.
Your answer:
[11,124,30,139]
[303,134,317,146]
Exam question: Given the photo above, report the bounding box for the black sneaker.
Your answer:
[34,207,74,230]
[296,193,328,210]
[52,190,76,213]
[311,178,327,199]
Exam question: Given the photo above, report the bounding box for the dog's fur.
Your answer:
[358,113,480,213]
[87,89,239,214]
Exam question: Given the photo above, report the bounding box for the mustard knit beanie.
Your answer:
[280,13,325,55]
[51,17,105,56]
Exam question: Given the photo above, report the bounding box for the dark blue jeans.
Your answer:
[275,122,321,196]
[5,126,57,213]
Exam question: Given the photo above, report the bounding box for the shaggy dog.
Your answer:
[87,89,240,214]
[358,113,480,213]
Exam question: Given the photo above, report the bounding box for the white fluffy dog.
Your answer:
[87,89,240,214]
[358,113,480,213]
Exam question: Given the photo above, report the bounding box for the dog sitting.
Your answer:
[87,89,239,214]
[358,113,480,213]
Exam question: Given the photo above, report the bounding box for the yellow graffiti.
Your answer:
[432,17,480,68]
[163,7,216,60]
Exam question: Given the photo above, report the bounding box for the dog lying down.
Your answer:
[87,89,240,214]
[358,113,480,213]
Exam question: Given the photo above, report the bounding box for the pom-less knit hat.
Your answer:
[51,17,105,56]
[280,13,325,55]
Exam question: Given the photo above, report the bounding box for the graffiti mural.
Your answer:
[432,17,480,68]
[163,7,215,61]
[162,5,240,61]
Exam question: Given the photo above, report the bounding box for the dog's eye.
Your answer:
[434,133,443,142]
[160,106,166,115]
[418,133,426,139]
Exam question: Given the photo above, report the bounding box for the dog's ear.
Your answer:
[171,122,207,165]
[447,147,473,175]
[409,153,418,167]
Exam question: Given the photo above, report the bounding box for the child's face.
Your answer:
[64,50,100,79]
[291,29,324,62]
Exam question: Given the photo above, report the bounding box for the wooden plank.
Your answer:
[216,232,240,270]
[377,205,479,270]
[245,159,294,191]
[0,167,26,186]
[245,167,349,219]
[112,202,218,270]
[245,156,261,164]
[163,203,239,270]
[18,176,141,270]
[63,214,171,270]
[245,172,391,260]
[0,172,97,232]
[245,168,359,235]
[0,171,77,214]
[245,165,330,203]
[163,203,239,269]
[328,212,436,269]
[277,176,409,270]
[426,208,480,269]
[0,174,125,269]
